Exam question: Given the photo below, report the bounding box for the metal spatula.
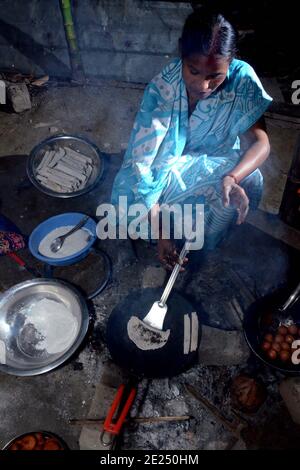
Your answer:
[127,241,190,349]
[143,242,190,330]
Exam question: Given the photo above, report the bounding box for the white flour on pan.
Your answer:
[38,226,91,258]
[22,298,78,355]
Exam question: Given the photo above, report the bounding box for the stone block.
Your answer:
[198,326,250,366]
[79,425,108,450]
[79,361,126,450]
[7,82,31,113]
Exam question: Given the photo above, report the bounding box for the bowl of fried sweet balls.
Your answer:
[243,289,300,374]
[3,431,68,450]
[261,323,300,364]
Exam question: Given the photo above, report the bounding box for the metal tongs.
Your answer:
[276,280,300,324]
[279,281,300,312]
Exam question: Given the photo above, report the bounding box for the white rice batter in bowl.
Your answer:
[0,278,90,376]
[29,213,97,266]
[38,226,92,259]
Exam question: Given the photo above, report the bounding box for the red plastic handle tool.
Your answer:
[7,252,41,277]
[103,384,137,436]
[7,252,26,266]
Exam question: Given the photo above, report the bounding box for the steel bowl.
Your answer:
[27,134,105,198]
[0,279,89,376]
[2,430,68,450]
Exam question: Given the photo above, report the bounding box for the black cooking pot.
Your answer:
[106,288,202,378]
[243,286,300,374]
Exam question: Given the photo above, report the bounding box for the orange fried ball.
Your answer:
[280,350,290,362]
[262,341,271,351]
[43,438,61,450]
[18,435,36,450]
[288,324,298,336]
[285,335,294,344]
[274,334,285,344]
[272,342,281,352]
[278,325,288,335]
[264,333,273,343]
[9,443,21,450]
[267,349,277,360]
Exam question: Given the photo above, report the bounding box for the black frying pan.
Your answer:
[106,288,202,378]
[243,285,300,374]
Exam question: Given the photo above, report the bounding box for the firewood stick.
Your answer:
[69,415,191,426]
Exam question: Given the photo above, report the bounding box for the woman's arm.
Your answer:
[222,118,270,224]
[229,118,271,183]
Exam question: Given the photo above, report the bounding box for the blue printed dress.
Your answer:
[111,58,272,248]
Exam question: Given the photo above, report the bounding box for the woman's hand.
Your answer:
[222,175,249,225]
[157,238,188,272]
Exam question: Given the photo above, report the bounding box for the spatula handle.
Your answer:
[159,242,189,306]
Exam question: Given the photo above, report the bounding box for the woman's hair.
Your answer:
[180,9,237,60]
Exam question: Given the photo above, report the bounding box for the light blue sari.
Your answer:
[111,58,272,248]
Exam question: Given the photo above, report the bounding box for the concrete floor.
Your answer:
[0,83,299,450]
